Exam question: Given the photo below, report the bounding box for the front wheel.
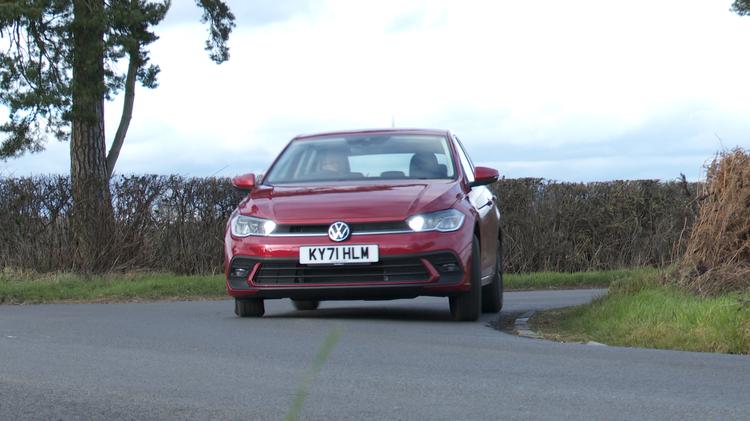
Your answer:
[482,239,504,313]
[292,299,320,311]
[235,298,265,317]
[449,235,482,321]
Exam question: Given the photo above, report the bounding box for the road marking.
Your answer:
[286,326,342,421]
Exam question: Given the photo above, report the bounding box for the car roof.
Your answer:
[293,128,451,140]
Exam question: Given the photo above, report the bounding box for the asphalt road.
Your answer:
[1,290,748,420]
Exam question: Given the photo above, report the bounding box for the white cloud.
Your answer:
[4,0,750,181]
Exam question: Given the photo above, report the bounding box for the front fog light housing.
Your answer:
[231,215,277,237]
[406,209,465,232]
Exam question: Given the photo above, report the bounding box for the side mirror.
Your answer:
[470,166,499,187]
[232,173,256,193]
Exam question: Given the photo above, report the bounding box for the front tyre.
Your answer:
[235,298,265,317]
[449,235,482,321]
[482,239,504,313]
[292,299,320,311]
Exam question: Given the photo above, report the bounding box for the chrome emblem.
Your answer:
[328,221,350,242]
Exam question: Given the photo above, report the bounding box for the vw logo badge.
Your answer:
[328,221,350,242]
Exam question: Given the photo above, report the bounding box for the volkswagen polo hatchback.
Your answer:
[225,129,503,321]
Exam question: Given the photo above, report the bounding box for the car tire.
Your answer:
[482,239,504,313]
[449,235,482,321]
[235,298,265,317]
[292,299,320,311]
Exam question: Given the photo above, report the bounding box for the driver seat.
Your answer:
[409,153,440,179]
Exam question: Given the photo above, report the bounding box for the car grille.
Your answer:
[227,253,461,286]
[271,221,410,236]
[256,257,428,285]
[229,253,461,286]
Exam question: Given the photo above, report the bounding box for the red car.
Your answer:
[225,128,503,321]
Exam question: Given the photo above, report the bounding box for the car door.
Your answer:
[453,136,500,279]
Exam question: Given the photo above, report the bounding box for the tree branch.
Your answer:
[106,49,137,178]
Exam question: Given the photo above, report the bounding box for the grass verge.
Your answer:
[0,270,226,304]
[531,271,750,354]
[0,267,644,304]
[504,268,654,290]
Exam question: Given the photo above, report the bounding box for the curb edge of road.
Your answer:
[512,310,608,347]
[513,310,542,339]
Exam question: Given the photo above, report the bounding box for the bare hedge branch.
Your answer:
[0,175,699,274]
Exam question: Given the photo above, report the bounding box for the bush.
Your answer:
[492,178,698,273]
[678,149,750,295]
[0,175,242,274]
[0,175,698,275]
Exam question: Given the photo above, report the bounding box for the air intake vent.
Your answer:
[254,256,428,285]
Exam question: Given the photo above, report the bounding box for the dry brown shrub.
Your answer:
[678,148,750,295]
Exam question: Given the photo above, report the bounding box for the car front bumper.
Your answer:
[224,225,474,300]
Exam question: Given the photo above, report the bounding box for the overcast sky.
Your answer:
[4,0,750,181]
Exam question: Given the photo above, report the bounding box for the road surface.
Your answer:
[1,289,748,420]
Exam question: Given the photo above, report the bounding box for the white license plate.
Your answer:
[299,245,379,264]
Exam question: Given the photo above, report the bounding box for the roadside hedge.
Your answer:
[497,178,698,272]
[0,175,698,274]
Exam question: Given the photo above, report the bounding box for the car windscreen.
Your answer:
[264,135,456,184]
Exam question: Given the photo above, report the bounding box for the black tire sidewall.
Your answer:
[292,299,320,311]
[450,235,482,321]
[235,298,265,317]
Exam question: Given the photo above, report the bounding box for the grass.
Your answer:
[0,269,226,304]
[531,271,750,354]
[0,267,647,304]
[504,268,654,290]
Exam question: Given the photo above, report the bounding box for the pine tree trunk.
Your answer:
[70,0,114,272]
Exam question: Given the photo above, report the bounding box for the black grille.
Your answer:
[254,256,429,285]
[349,221,410,233]
[230,253,462,286]
[273,221,409,235]
[279,224,328,234]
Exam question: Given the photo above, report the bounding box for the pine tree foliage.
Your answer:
[0,1,73,157]
[0,0,234,162]
[732,0,750,15]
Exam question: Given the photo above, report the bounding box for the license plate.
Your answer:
[299,245,379,264]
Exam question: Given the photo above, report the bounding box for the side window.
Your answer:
[453,136,475,184]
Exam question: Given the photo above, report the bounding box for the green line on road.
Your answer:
[286,327,342,421]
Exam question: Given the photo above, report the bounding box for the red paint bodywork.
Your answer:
[224,129,501,300]
[238,180,459,224]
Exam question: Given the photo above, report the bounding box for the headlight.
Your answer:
[230,215,277,237]
[407,209,465,232]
